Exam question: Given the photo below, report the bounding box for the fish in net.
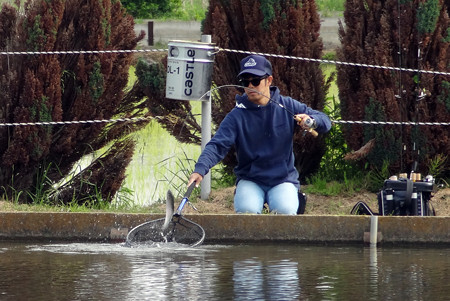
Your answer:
[125,216,205,247]
[125,183,205,247]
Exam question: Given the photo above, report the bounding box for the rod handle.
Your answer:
[294,116,319,137]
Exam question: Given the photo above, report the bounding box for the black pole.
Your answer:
[148,21,154,46]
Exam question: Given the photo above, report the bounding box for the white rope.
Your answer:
[0,49,167,55]
[1,47,448,128]
[2,47,449,76]
[333,120,450,126]
[0,116,156,127]
[1,118,448,127]
[218,48,450,76]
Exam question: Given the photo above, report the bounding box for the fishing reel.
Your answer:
[294,115,318,137]
[303,117,317,129]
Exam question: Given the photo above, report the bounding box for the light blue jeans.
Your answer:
[234,180,299,214]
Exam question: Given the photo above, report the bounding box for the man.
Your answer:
[188,55,331,214]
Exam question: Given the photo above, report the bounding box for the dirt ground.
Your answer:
[1,187,448,216]
[156,186,450,216]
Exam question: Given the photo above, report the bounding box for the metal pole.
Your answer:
[200,35,212,200]
[370,215,378,246]
[147,21,154,46]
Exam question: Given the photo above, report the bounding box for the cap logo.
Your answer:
[244,58,257,67]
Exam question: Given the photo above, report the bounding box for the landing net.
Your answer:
[125,216,205,247]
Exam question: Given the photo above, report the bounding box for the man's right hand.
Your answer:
[188,172,203,188]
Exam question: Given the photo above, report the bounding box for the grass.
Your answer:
[122,120,200,206]
[322,61,339,101]
[316,0,345,17]
[116,66,201,206]
[134,0,344,22]
[134,0,208,22]
[0,199,151,213]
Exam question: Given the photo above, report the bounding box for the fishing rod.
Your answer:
[200,84,319,137]
[266,93,319,137]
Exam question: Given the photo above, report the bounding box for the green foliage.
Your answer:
[23,161,111,208]
[443,27,450,42]
[365,160,391,192]
[316,0,344,16]
[322,51,337,61]
[304,173,364,196]
[135,57,165,91]
[364,98,400,168]
[1,166,23,204]
[27,162,56,205]
[2,162,145,211]
[101,17,111,46]
[437,81,450,112]
[170,0,208,21]
[211,163,236,189]
[111,186,136,209]
[2,184,149,212]
[260,0,279,30]
[25,15,46,51]
[319,95,359,180]
[155,150,199,200]
[427,154,448,179]
[122,0,346,20]
[89,61,104,102]
[39,97,52,122]
[306,70,368,196]
[417,0,440,34]
[120,0,182,19]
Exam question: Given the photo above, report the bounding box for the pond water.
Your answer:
[0,242,448,300]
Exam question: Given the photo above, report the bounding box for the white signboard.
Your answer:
[166,40,215,101]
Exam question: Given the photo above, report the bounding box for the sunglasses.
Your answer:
[239,76,268,87]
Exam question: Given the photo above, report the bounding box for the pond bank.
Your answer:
[1,212,448,245]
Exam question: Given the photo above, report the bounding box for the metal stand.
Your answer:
[200,35,212,200]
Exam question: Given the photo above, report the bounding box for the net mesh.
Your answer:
[125,216,205,247]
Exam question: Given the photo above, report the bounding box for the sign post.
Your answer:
[165,36,215,199]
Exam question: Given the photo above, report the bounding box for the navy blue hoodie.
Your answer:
[193,86,331,188]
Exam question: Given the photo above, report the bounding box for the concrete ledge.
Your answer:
[0,212,449,244]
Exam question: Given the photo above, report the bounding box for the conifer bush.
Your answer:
[0,0,146,204]
[145,0,332,180]
[337,0,449,176]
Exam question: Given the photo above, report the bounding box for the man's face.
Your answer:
[239,74,273,105]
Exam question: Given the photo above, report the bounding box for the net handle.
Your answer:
[175,182,196,216]
[184,182,196,198]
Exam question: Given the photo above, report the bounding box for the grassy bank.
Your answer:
[137,0,345,21]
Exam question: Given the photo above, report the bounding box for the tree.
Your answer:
[142,0,332,181]
[337,0,450,175]
[206,0,332,179]
[120,0,182,19]
[0,0,146,203]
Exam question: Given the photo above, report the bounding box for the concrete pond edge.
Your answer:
[1,212,449,245]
